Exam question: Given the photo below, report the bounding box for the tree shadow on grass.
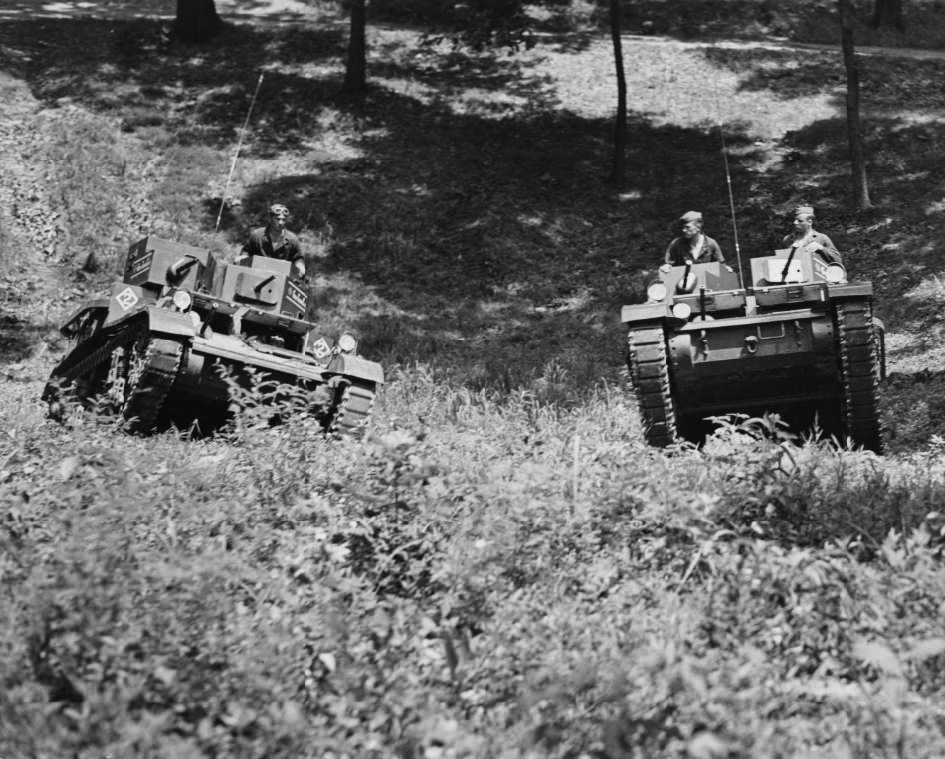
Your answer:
[368,48,563,113]
[704,44,945,113]
[0,18,350,149]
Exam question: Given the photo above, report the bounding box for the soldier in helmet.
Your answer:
[782,205,841,264]
[660,210,726,273]
[238,202,306,277]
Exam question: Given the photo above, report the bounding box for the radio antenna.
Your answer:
[710,73,746,288]
[717,122,745,288]
[215,71,265,232]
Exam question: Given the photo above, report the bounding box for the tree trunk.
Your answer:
[608,0,628,187]
[872,0,904,30]
[174,0,222,43]
[839,0,872,211]
[342,0,367,93]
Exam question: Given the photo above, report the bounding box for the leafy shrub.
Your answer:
[5,368,945,757]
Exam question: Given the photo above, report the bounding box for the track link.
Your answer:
[627,327,677,447]
[327,381,377,440]
[835,301,883,453]
[120,335,184,433]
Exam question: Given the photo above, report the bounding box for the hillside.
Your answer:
[3,2,945,757]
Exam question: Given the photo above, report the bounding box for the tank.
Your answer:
[43,236,384,438]
[622,247,885,451]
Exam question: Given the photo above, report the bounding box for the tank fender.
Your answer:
[326,354,385,385]
[621,304,667,324]
[144,305,198,338]
[826,283,873,299]
[60,299,110,338]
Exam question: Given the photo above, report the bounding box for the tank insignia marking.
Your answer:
[310,337,331,358]
[128,250,154,279]
[286,280,307,312]
[116,287,140,311]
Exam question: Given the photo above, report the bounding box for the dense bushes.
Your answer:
[2,371,945,757]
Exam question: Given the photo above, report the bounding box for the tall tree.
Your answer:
[342,0,368,93]
[838,0,872,211]
[607,0,628,187]
[872,0,904,29]
[174,0,222,43]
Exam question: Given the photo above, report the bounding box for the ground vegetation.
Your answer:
[3,1,945,756]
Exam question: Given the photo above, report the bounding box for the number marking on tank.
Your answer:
[116,287,139,311]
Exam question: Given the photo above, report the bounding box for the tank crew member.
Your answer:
[660,210,726,273]
[238,202,306,277]
[782,205,841,264]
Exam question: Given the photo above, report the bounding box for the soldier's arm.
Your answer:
[664,240,677,265]
[239,230,261,259]
[815,233,842,264]
[709,239,725,263]
[287,234,307,276]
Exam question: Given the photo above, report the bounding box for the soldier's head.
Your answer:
[268,203,290,229]
[679,210,703,238]
[792,205,815,234]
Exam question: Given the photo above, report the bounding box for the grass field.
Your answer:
[3,2,945,757]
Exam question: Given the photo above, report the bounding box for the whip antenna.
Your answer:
[717,122,745,288]
[215,71,265,232]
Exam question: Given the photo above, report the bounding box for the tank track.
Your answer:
[119,335,185,433]
[327,381,377,440]
[627,327,677,447]
[835,301,883,453]
[45,321,184,434]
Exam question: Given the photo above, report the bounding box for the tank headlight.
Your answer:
[337,333,358,354]
[172,289,192,312]
[646,282,667,302]
[824,263,847,284]
[672,302,692,320]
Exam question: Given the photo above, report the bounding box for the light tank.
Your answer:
[43,236,383,437]
[622,246,885,451]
